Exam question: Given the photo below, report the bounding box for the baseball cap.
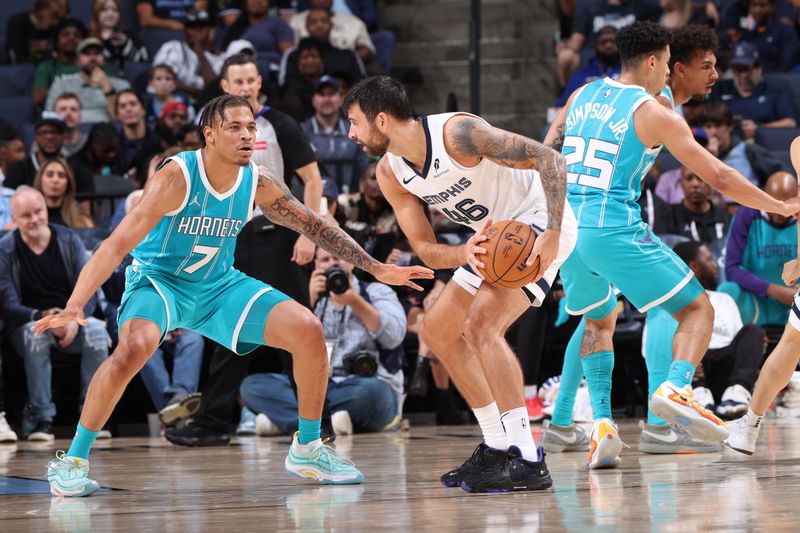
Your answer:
[730,42,760,69]
[185,7,212,27]
[76,37,104,55]
[160,101,188,119]
[35,111,66,133]
[314,75,341,93]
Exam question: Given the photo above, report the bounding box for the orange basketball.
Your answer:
[476,220,540,289]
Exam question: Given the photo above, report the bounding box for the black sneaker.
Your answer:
[164,422,230,447]
[28,420,54,442]
[440,442,508,487]
[460,446,553,493]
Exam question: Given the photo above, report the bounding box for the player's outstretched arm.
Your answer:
[640,102,800,217]
[254,165,433,290]
[32,162,187,336]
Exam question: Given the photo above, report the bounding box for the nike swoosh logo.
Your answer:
[555,432,578,445]
[644,429,679,444]
[402,176,418,185]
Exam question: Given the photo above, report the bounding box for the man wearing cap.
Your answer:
[711,42,797,141]
[32,18,87,108]
[302,75,369,193]
[44,37,131,124]
[4,112,93,196]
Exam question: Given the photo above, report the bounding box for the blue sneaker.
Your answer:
[236,407,257,436]
[47,451,100,497]
[285,433,364,485]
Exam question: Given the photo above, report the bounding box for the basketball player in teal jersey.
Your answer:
[35,95,433,497]
[542,25,724,463]
[543,21,800,469]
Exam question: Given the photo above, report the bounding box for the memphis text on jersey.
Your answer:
[176,215,244,238]
[420,177,472,206]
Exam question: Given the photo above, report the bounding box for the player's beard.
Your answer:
[364,127,390,157]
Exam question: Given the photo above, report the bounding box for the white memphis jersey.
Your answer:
[385,113,575,232]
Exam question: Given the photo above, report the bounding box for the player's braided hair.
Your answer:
[343,75,417,122]
[669,25,719,70]
[615,21,671,71]
[196,94,252,148]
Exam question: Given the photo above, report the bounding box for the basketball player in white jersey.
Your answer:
[344,76,578,493]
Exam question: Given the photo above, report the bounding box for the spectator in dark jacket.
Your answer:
[4,0,61,64]
[658,164,731,244]
[0,187,109,442]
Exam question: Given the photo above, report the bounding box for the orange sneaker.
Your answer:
[587,418,623,470]
[649,381,728,442]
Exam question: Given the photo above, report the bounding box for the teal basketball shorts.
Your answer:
[117,264,291,354]
[560,222,703,320]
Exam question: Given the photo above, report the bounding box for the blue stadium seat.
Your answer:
[0,64,35,97]
[124,62,153,94]
[754,128,800,151]
[0,96,34,127]
[140,29,184,59]
[0,1,29,47]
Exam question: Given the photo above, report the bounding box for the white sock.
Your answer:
[524,385,537,398]
[746,407,764,428]
[500,406,538,462]
[472,402,507,451]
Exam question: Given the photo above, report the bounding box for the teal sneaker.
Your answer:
[285,433,364,485]
[47,451,100,497]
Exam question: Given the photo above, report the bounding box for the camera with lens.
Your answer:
[324,266,350,295]
[343,350,378,377]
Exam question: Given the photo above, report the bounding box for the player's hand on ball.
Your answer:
[527,229,560,282]
[373,264,434,291]
[32,307,88,337]
[464,219,492,277]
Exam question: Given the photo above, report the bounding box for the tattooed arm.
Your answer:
[445,115,566,231]
[253,165,434,287]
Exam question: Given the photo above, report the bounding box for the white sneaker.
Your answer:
[255,413,282,436]
[331,411,353,436]
[573,385,593,423]
[96,429,112,440]
[716,385,751,420]
[692,386,715,411]
[724,415,760,455]
[0,412,17,443]
[587,418,623,470]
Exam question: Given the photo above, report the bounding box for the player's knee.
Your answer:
[462,312,495,349]
[114,332,158,373]
[418,315,444,352]
[292,308,325,345]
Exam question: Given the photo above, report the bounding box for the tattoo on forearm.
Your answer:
[548,123,565,152]
[450,117,566,230]
[257,169,379,273]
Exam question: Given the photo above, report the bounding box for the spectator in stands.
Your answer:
[303,9,365,81]
[32,18,87,108]
[301,75,368,192]
[719,171,798,326]
[33,158,94,228]
[700,101,787,187]
[165,52,323,447]
[290,0,375,64]
[6,113,92,196]
[4,0,61,64]
[657,163,731,244]
[45,37,132,124]
[711,42,797,142]
[89,0,149,72]
[221,0,294,60]
[645,241,766,420]
[241,247,405,437]
[0,127,27,189]
[736,0,800,72]
[140,329,205,421]
[0,187,110,441]
[554,0,661,88]
[340,160,398,261]
[135,0,195,30]
[143,64,195,128]
[555,25,620,108]
[280,38,326,120]
[53,93,89,158]
[179,124,201,150]
[656,127,716,205]
[115,90,156,173]
[153,8,248,96]
[69,122,123,180]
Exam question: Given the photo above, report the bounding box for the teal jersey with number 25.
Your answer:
[131,149,258,282]
[563,78,662,228]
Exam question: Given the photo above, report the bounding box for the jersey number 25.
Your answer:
[563,136,619,190]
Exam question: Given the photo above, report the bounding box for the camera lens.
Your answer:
[325,267,350,294]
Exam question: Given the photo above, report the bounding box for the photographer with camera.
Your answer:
[239,247,407,436]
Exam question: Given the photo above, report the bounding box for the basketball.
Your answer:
[476,220,540,289]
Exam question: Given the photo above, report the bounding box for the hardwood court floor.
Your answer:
[1,419,800,532]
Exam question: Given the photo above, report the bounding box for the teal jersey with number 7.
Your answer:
[131,149,258,282]
[563,78,662,228]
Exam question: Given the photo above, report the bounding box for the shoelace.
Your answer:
[49,450,84,476]
[309,443,356,471]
